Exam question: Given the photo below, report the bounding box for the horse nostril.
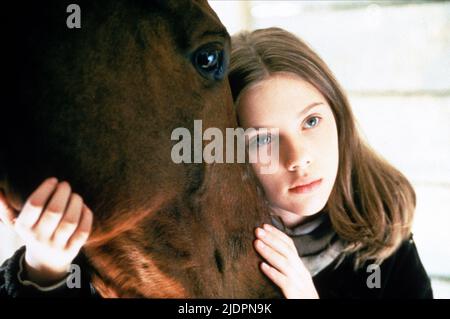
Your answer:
[214,249,224,274]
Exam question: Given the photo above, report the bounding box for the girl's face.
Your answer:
[237,73,339,227]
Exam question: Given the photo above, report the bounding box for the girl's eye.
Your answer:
[304,116,320,129]
[251,134,272,147]
[257,134,271,146]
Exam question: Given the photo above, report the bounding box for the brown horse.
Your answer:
[0,0,279,297]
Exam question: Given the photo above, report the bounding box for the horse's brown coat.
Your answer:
[0,0,279,297]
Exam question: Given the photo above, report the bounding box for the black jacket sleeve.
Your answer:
[313,234,433,299]
[381,235,433,298]
[0,246,97,298]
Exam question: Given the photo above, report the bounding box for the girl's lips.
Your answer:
[289,179,322,194]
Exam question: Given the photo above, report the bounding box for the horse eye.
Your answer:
[197,50,219,70]
[192,46,227,81]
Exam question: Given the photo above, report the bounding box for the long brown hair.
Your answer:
[229,27,416,267]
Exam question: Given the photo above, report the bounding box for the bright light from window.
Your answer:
[251,2,301,19]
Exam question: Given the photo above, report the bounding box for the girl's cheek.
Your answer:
[251,153,282,174]
[251,159,281,181]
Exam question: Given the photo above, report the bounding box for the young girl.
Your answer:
[230,27,432,298]
[0,27,432,298]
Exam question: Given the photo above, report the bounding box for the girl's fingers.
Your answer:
[262,225,310,272]
[255,227,292,258]
[257,227,311,276]
[254,239,289,274]
[260,262,287,290]
[67,205,93,251]
[52,193,83,247]
[32,181,71,240]
[263,223,296,249]
[15,178,58,230]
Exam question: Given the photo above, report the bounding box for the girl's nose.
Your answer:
[288,158,311,172]
[284,139,312,172]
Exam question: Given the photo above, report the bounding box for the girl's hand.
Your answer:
[254,223,319,299]
[12,178,93,286]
